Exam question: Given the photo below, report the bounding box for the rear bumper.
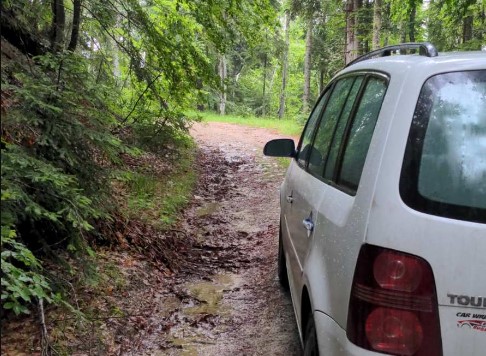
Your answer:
[314,311,380,356]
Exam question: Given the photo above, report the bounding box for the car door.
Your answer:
[306,74,388,328]
[281,89,328,297]
[282,76,364,312]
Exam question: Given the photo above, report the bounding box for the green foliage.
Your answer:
[1,50,120,314]
[1,223,52,315]
[427,0,485,51]
[2,145,102,232]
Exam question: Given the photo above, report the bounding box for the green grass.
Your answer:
[186,110,303,137]
[114,139,197,229]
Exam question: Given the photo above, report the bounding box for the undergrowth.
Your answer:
[113,135,197,228]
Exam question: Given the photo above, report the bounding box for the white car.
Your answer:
[264,43,486,356]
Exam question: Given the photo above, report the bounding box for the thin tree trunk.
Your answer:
[463,15,474,43]
[478,6,485,41]
[303,17,313,113]
[218,55,227,115]
[383,2,391,46]
[372,0,382,50]
[400,22,407,43]
[345,0,358,64]
[408,3,417,42]
[356,0,365,55]
[50,0,65,53]
[68,0,82,51]
[319,69,325,94]
[278,10,290,119]
[262,53,267,117]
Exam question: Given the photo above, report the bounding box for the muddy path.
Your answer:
[145,122,301,355]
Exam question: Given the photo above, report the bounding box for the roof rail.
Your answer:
[346,42,438,67]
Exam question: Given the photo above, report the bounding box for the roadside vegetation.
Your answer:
[1,0,484,352]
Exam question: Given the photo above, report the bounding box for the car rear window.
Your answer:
[400,70,486,224]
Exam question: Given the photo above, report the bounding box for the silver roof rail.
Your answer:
[346,42,439,67]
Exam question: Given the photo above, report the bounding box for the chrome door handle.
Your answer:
[302,218,314,237]
[286,195,293,203]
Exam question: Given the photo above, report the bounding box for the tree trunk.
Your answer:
[383,2,391,46]
[408,3,417,42]
[345,0,358,64]
[303,17,313,113]
[356,0,365,55]
[278,10,290,119]
[478,6,485,41]
[262,53,267,117]
[319,69,325,94]
[463,15,474,43]
[372,0,382,50]
[68,0,82,51]
[218,55,227,115]
[50,0,65,53]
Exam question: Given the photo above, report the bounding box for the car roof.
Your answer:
[338,51,486,78]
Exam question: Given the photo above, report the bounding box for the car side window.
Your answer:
[323,77,364,180]
[338,77,387,192]
[307,77,358,178]
[296,90,330,167]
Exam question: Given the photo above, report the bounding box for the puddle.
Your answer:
[184,273,236,315]
[196,202,221,217]
[165,273,241,354]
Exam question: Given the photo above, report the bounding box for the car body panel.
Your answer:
[314,311,383,355]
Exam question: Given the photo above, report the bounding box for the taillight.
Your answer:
[347,245,442,356]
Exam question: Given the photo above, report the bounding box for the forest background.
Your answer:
[1,0,485,340]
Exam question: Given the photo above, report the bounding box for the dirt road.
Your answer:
[158,122,301,355]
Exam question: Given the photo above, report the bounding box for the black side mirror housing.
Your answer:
[263,139,296,157]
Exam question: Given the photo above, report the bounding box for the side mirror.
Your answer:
[263,139,296,157]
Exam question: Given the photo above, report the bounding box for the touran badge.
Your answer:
[447,294,486,308]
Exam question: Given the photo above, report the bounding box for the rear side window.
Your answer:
[323,77,364,180]
[400,70,486,223]
[308,77,356,177]
[338,77,387,192]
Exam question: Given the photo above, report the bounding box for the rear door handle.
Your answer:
[302,218,314,237]
[286,195,293,203]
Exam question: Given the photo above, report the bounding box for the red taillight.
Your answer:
[366,308,423,355]
[347,245,442,356]
[373,251,423,292]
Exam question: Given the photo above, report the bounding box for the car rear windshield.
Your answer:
[400,70,486,224]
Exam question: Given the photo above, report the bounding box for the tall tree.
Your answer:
[291,0,321,112]
[278,9,291,119]
[345,0,360,63]
[68,0,82,51]
[50,0,65,53]
[303,17,313,113]
[373,0,382,49]
[218,55,227,115]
